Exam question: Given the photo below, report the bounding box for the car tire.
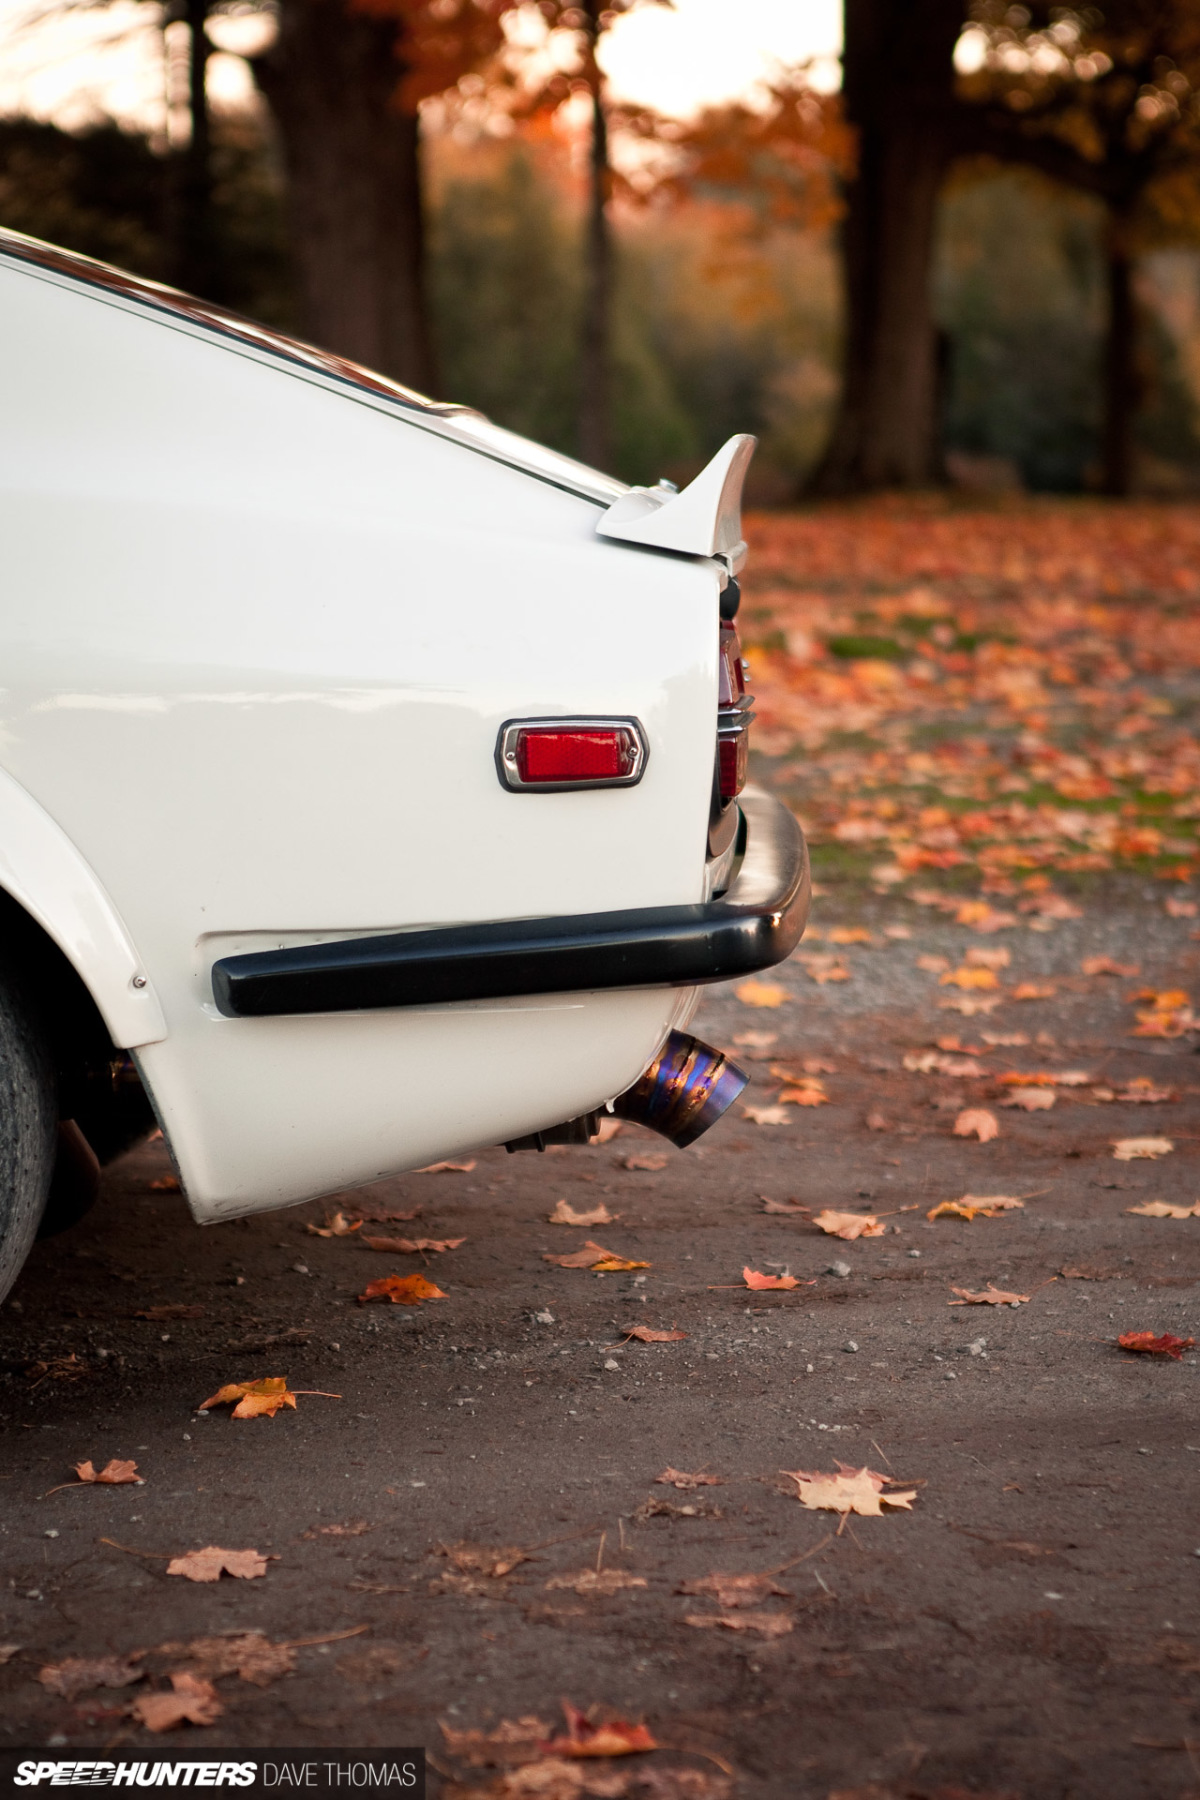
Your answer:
[0,960,57,1304]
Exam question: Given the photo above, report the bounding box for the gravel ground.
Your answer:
[2,880,1200,1799]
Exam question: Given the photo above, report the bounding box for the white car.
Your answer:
[0,226,809,1302]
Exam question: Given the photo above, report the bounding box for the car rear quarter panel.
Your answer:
[0,261,719,1215]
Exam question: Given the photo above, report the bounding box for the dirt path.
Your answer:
[4,502,1200,1798]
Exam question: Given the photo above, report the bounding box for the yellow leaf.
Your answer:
[735,980,789,1008]
[782,1465,917,1517]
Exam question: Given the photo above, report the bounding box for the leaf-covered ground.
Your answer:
[2,501,1200,1799]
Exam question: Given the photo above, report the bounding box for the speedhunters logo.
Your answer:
[1,1758,423,1798]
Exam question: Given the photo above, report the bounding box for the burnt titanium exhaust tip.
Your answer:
[611,1029,749,1148]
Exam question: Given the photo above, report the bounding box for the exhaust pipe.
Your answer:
[611,1030,749,1148]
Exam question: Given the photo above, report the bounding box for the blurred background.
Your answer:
[1,0,1198,501]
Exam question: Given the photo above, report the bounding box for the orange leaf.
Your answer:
[306,1210,362,1237]
[620,1326,687,1343]
[74,1458,142,1486]
[1081,956,1140,976]
[743,1266,799,1289]
[782,1464,917,1516]
[940,966,999,990]
[363,1237,464,1253]
[684,1611,793,1636]
[735,979,789,1008]
[549,1200,615,1226]
[131,1670,222,1731]
[539,1701,657,1759]
[927,1194,1025,1222]
[198,1377,297,1419]
[358,1274,447,1305]
[417,1160,477,1173]
[1013,982,1057,1000]
[949,1284,1031,1305]
[166,1546,270,1582]
[1117,1331,1194,1360]
[953,1108,999,1141]
[655,1468,722,1488]
[811,1209,885,1240]
[778,1083,829,1106]
[543,1240,649,1271]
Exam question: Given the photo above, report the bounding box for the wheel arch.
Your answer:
[0,766,166,1050]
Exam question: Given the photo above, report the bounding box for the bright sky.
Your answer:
[0,0,843,135]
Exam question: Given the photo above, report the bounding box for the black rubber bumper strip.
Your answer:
[211,789,810,1019]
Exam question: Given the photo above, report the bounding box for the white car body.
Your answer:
[0,229,807,1227]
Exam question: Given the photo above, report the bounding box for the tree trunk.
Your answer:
[577,0,612,471]
[254,0,437,392]
[170,0,215,299]
[1101,207,1138,497]
[811,0,964,493]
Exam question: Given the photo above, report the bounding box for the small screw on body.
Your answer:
[131,974,147,989]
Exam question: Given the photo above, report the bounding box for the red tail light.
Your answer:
[498,718,648,791]
[717,620,753,800]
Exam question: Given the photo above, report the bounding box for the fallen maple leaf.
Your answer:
[782,1464,917,1517]
[684,1612,793,1636]
[306,1210,362,1237]
[134,1304,204,1321]
[964,945,1011,970]
[778,1082,830,1107]
[358,1273,448,1303]
[811,1209,886,1240]
[741,1104,790,1126]
[997,1069,1090,1086]
[1118,1331,1195,1360]
[949,1285,1031,1306]
[549,1200,615,1227]
[678,1571,790,1608]
[954,1108,999,1141]
[166,1547,270,1582]
[131,1670,222,1732]
[543,1240,649,1272]
[941,967,999,990]
[904,1050,985,1076]
[620,1326,687,1343]
[539,1701,657,1759]
[437,1541,527,1579]
[198,1377,297,1418]
[735,979,789,1008]
[1127,1200,1200,1219]
[417,1160,477,1173]
[363,1236,465,1253]
[622,1154,670,1171]
[1002,1087,1056,1110]
[439,1716,550,1768]
[156,1633,296,1687]
[826,925,872,944]
[743,1266,800,1290]
[1113,1137,1174,1160]
[1081,957,1140,976]
[545,1569,648,1595]
[47,1458,143,1495]
[38,1655,144,1700]
[796,954,850,983]
[655,1468,723,1489]
[1013,981,1057,1000]
[927,1195,1025,1222]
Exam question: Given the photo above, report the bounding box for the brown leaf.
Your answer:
[655,1468,723,1489]
[301,1518,372,1538]
[438,1541,528,1579]
[621,1154,670,1171]
[549,1201,615,1226]
[544,1570,648,1595]
[1081,956,1140,976]
[363,1236,465,1253]
[37,1655,144,1700]
[166,1546,270,1582]
[1128,1200,1200,1219]
[683,1611,793,1637]
[1112,1137,1173,1160]
[1001,1087,1056,1110]
[198,1376,297,1418]
[358,1274,447,1304]
[439,1716,551,1768]
[620,1326,687,1343]
[760,1197,809,1214]
[811,1209,886,1240]
[417,1160,477,1173]
[954,1108,999,1141]
[927,1194,1025,1222]
[74,1458,142,1486]
[131,1670,222,1731]
[678,1571,790,1608]
[134,1305,204,1321]
[158,1632,295,1687]
[543,1241,649,1272]
[949,1285,1032,1306]
[782,1464,917,1516]
[1012,981,1057,1000]
[306,1210,362,1237]
[539,1701,657,1758]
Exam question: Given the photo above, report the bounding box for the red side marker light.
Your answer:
[498,719,647,791]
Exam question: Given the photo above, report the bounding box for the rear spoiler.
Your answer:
[595,435,756,571]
